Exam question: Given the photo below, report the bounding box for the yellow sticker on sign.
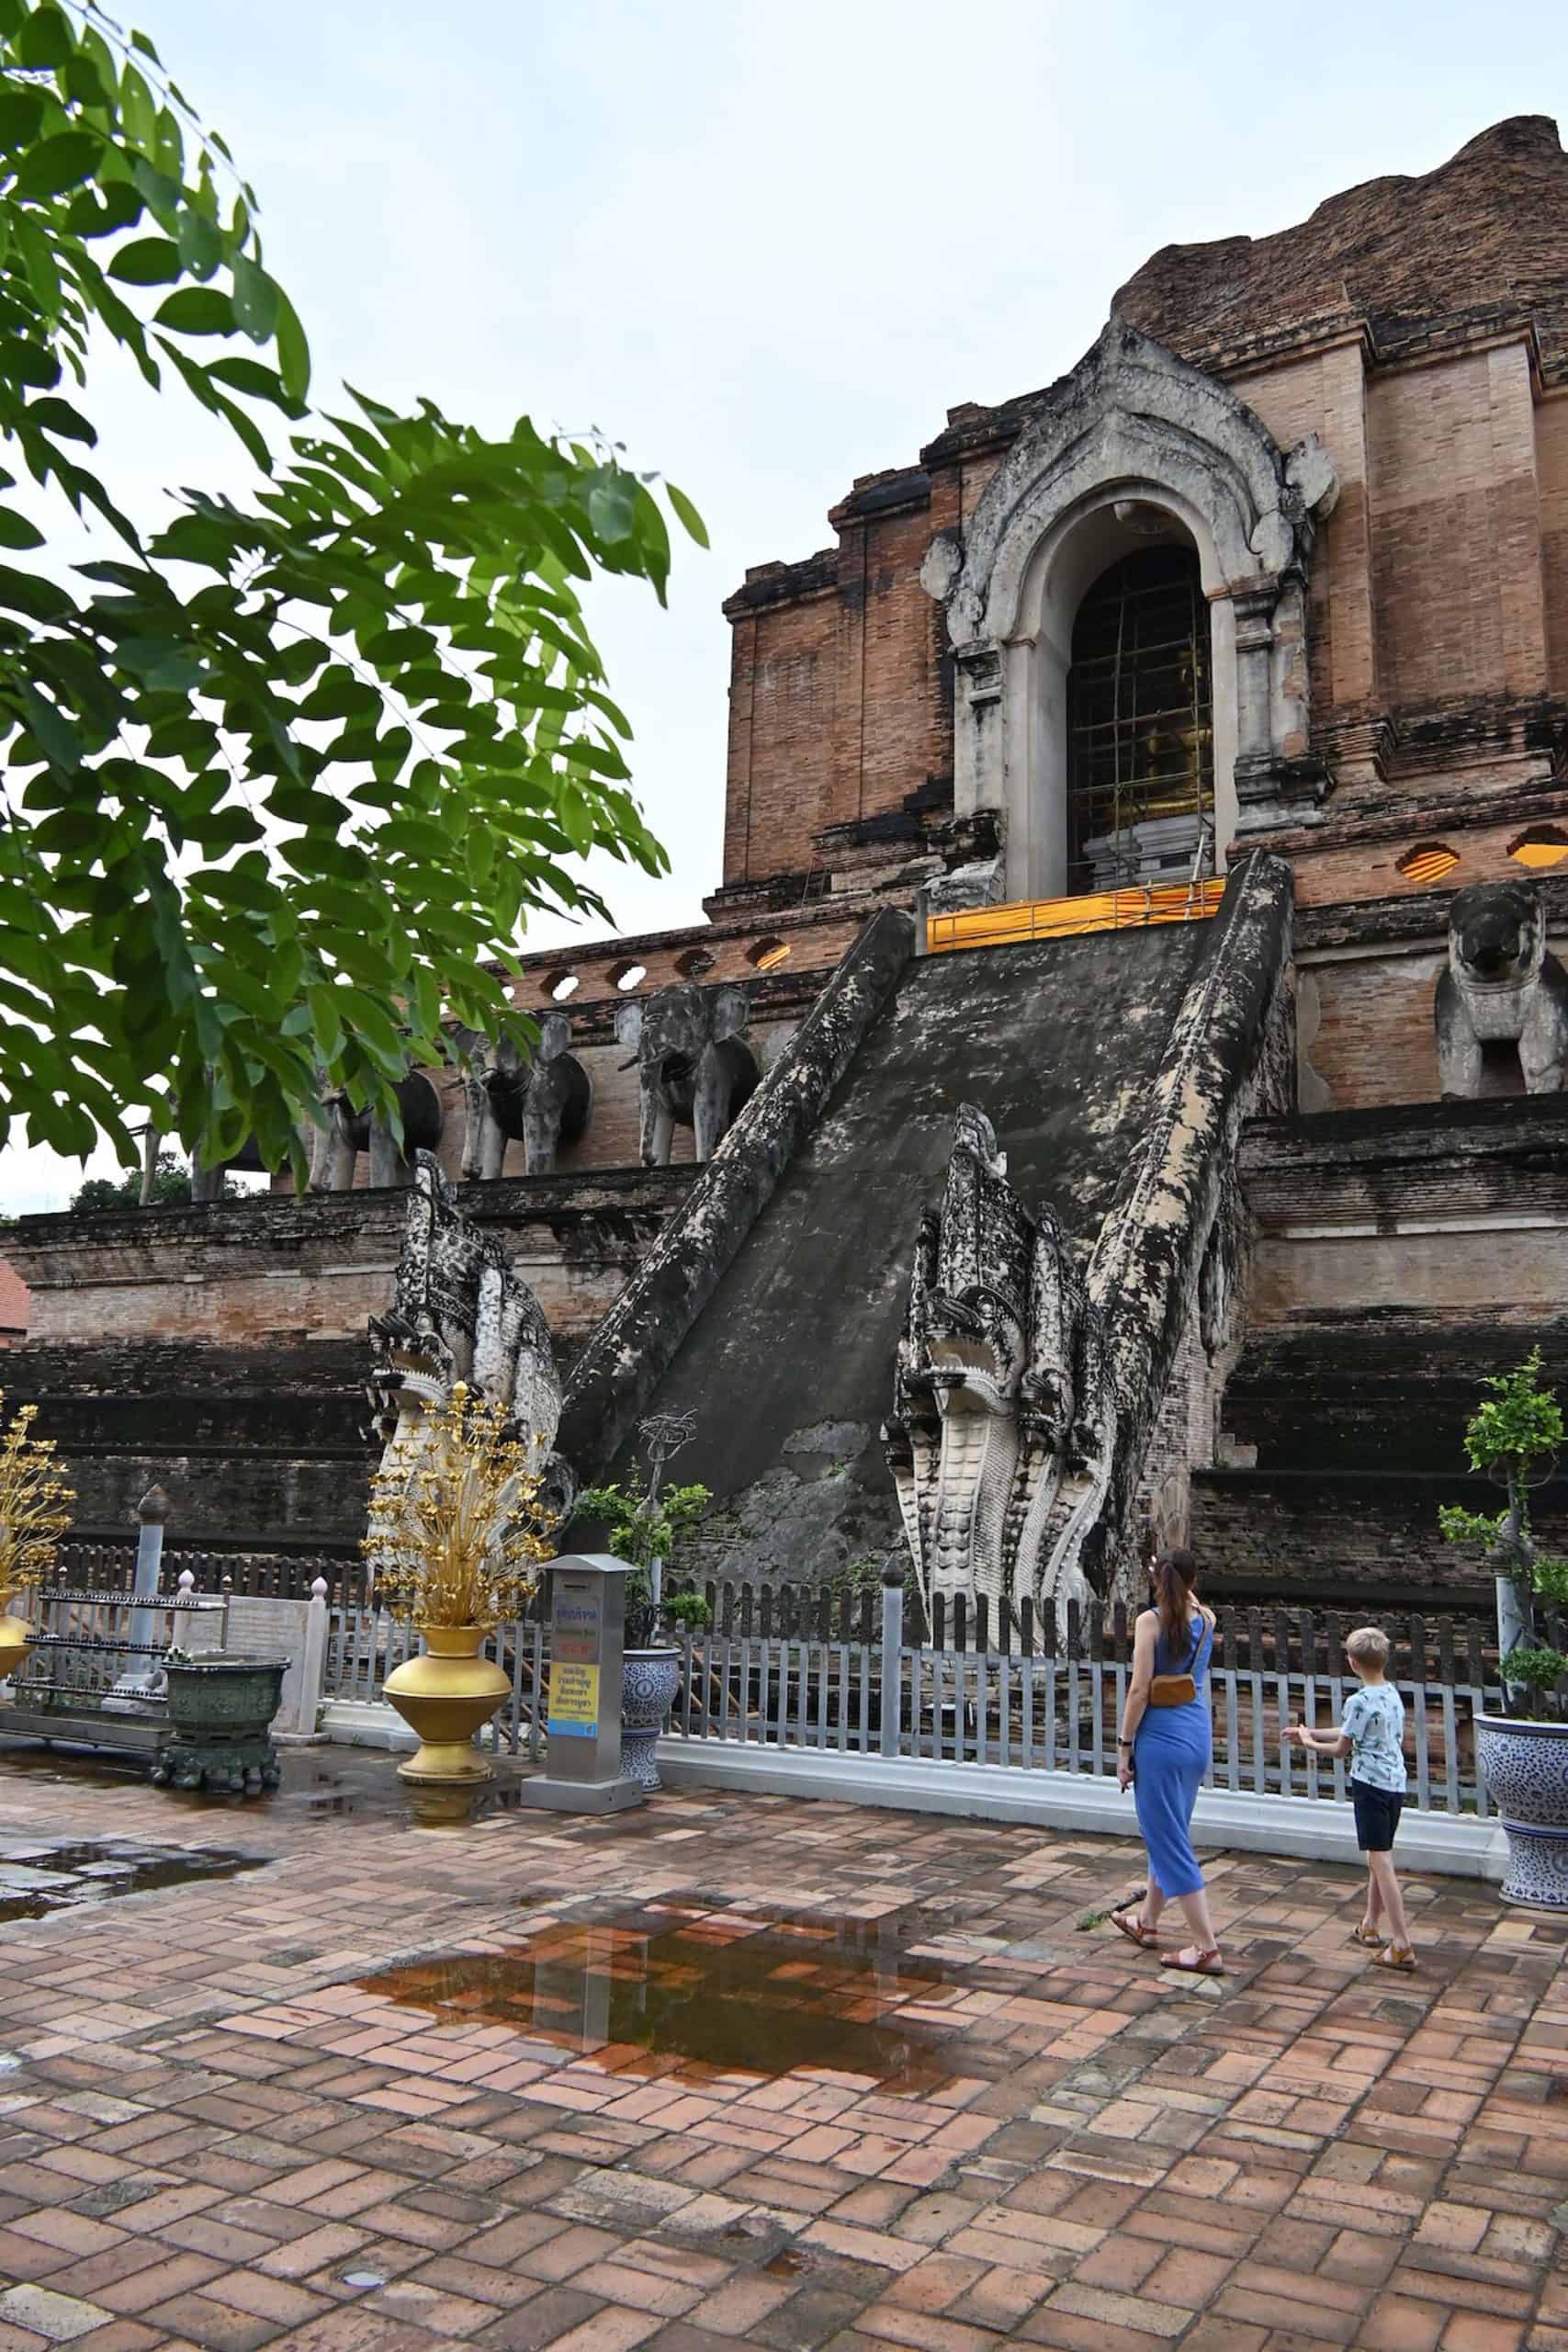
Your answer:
[547,1660,601,1738]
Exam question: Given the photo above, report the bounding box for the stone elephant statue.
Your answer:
[1436,878,1568,1099]
[457,1012,592,1179]
[306,1071,444,1191]
[613,980,760,1166]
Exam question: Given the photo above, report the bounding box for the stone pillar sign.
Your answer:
[519,1553,643,1814]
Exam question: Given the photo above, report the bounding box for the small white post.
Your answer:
[299,1576,330,1736]
[879,1559,905,1759]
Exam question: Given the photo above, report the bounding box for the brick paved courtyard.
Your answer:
[1,1751,1566,2352]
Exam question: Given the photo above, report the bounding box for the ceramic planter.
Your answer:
[383,1625,511,1825]
[620,1645,681,1792]
[1475,1714,1568,1909]
[152,1656,288,1795]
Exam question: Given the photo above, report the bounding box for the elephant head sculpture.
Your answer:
[1436,877,1568,1098]
[309,1070,444,1191]
[613,979,760,1166]
[457,1012,592,1179]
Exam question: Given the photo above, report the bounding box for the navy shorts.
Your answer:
[1351,1779,1404,1852]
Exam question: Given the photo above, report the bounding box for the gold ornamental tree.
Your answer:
[364,1383,556,1634]
[0,1392,74,1600]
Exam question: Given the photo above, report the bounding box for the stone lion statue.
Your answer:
[1436,878,1568,1098]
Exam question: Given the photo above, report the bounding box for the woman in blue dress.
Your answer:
[1111,1549,1224,1975]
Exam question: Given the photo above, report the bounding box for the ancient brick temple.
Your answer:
[7,118,1568,1609]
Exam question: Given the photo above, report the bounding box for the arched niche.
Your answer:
[923,317,1337,907]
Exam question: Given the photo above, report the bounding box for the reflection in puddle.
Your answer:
[0,1744,145,1785]
[0,1840,263,1920]
[357,1906,961,2086]
[0,1737,524,1822]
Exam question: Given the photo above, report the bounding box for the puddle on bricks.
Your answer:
[0,1736,401,1818]
[355,1902,967,2087]
[0,1838,264,1920]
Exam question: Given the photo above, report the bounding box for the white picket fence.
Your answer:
[321,1586,1500,1816]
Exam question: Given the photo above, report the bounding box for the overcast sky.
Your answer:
[4,0,1563,1211]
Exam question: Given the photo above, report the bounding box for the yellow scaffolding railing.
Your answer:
[926,877,1226,956]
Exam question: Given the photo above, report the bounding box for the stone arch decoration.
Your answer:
[922,317,1338,907]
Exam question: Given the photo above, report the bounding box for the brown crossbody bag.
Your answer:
[1148,1616,1205,1708]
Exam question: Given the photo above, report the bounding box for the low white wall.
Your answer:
[652,1739,1509,1883]
[321,1698,417,1751]
[312,1703,1506,1883]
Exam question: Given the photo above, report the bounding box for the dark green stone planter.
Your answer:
[152,1657,288,1796]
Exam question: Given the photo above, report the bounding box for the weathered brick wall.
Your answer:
[724,586,840,882]
[1202,1095,1568,1600]
[1241,341,1378,719]
[1241,1097,1568,1322]
[1190,1469,1568,1602]
[3,1175,694,1541]
[1539,390,1568,689]
[6,1170,695,1350]
[510,910,864,1010]
[827,492,950,842]
[1368,345,1549,711]
[1289,814,1568,912]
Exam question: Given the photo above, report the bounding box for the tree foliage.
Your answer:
[68,1144,230,1208]
[1438,1350,1568,1709]
[0,0,704,1180]
[1438,1349,1567,1588]
[576,1479,712,1574]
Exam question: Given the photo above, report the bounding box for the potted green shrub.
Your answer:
[1439,1349,1568,1907]
[577,1475,712,1790]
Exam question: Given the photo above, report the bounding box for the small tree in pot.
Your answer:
[576,1479,714,1644]
[367,1381,558,1820]
[577,1472,712,1790]
[1439,1350,1568,1905]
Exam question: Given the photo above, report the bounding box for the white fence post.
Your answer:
[879,1566,904,1758]
[295,1576,330,1739]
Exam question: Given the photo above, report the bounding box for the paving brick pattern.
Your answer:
[1,1764,1565,2350]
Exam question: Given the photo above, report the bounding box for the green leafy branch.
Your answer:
[0,0,707,1178]
[576,1480,712,1575]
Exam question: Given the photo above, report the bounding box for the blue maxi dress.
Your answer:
[1133,1612,1213,1900]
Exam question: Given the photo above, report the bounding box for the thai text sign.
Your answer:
[547,1658,600,1737]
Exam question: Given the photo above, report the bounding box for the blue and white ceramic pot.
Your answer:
[1475,1715,1568,1910]
[620,1646,681,1792]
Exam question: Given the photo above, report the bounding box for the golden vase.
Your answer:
[383,1625,511,1825]
[0,1588,34,1686]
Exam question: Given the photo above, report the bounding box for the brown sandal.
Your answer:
[1159,1945,1225,1976]
[1371,1943,1416,1972]
[1111,1907,1158,1950]
[1349,1922,1387,1949]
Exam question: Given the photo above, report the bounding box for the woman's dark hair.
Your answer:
[1151,1548,1199,1653]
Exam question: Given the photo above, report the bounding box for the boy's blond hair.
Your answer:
[1346,1625,1390,1668]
